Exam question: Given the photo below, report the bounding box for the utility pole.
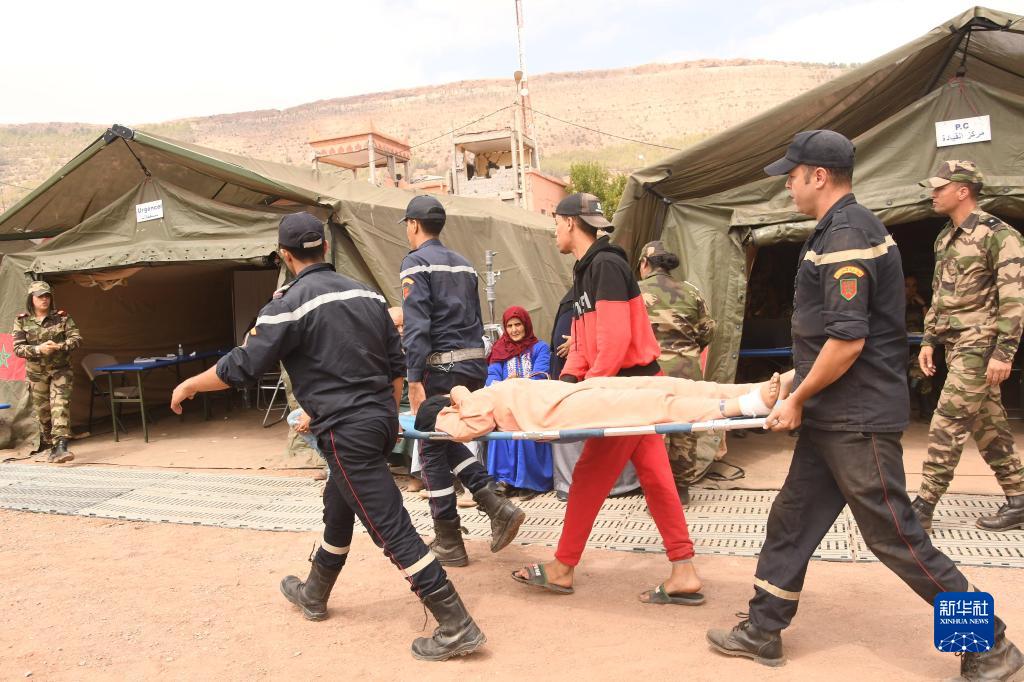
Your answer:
[514,0,538,165]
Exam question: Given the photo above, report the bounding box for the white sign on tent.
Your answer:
[935,115,992,148]
[135,199,164,223]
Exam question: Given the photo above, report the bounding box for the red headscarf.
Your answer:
[488,306,539,363]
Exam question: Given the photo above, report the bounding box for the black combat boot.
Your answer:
[976,496,1024,532]
[31,435,52,457]
[911,496,935,531]
[429,518,469,567]
[411,580,486,661]
[946,634,1024,681]
[48,438,74,464]
[472,482,526,552]
[706,617,785,667]
[279,561,342,621]
[677,484,691,507]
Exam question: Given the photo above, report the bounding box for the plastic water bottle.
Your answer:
[177,343,183,357]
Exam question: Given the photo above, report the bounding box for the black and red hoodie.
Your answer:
[560,236,661,381]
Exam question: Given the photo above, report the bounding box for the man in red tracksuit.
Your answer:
[512,193,704,604]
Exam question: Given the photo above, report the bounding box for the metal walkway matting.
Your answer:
[2,464,1022,568]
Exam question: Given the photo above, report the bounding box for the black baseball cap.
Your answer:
[400,195,446,223]
[764,130,856,176]
[278,212,325,251]
[554,192,613,231]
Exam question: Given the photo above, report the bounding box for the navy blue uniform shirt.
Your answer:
[791,194,909,432]
[400,238,485,382]
[216,263,404,436]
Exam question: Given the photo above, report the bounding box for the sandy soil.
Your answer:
[2,508,1021,681]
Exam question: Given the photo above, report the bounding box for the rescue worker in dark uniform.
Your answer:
[399,195,525,566]
[706,131,1024,681]
[170,212,485,662]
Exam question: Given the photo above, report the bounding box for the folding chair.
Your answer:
[81,353,137,434]
[258,373,287,427]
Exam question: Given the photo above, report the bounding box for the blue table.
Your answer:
[96,350,228,443]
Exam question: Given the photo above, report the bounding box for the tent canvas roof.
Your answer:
[613,6,1024,254]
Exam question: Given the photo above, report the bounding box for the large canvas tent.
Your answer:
[0,127,570,447]
[613,6,1024,385]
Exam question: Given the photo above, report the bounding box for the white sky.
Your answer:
[1,0,1020,124]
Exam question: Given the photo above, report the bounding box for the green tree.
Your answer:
[566,161,627,220]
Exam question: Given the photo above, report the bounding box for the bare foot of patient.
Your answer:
[759,372,781,409]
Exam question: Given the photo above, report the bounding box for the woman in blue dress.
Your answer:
[485,306,553,499]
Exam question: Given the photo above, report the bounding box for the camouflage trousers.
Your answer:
[918,345,1024,504]
[27,367,74,441]
[661,353,703,486]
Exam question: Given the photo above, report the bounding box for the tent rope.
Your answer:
[120,139,152,178]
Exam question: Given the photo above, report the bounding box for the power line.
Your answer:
[407,104,515,150]
[527,107,682,151]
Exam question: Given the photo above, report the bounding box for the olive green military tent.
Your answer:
[614,6,1024,385]
[0,126,570,447]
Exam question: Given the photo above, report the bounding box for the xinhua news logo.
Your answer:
[934,591,995,653]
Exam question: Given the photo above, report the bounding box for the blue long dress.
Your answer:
[485,341,554,492]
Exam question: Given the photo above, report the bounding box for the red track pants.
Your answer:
[554,432,695,566]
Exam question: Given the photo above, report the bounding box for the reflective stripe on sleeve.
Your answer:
[399,264,478,279]
[256,290,386,326]
[803,235,896,266]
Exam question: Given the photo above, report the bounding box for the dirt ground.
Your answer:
[3,407,1023,680]
[3,508,1022,681]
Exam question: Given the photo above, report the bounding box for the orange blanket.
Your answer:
[435,376,762,442]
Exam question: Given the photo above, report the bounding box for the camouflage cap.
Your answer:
[639,240,673,263]
[920,160,984,188]
[27,281,51,296]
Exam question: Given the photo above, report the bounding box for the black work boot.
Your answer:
[279,561,342,621]
[677,484,691,507]
[472,482,526,553]
[976,496,1024,532]
[411,580,486,661]
[31,435,52,457]
[48,438,74,464]
[911,496,935,531]
[429,518,469,567]
[946,634,1024,681]
[706,618,785,667]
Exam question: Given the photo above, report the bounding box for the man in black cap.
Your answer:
[705,132,1024,680]
[399,195,526,567]
[170,212,486,661]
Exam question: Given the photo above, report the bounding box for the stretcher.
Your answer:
[399,414,767,442]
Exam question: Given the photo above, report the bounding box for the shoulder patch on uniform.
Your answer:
[839,278,858,301]
[402,276,414,300]
[57,309,67,316]
[833,265,865,279]
[642,292,658,307]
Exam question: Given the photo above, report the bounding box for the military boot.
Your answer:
[677,484,691,507]
[279,561,342,621]
[911,496,935,531]
[472,482,526,552]
[48,438,74,464]
[945,635,1024,681]
[411,580,486,661]
[706,618,785,667]
[429,518,469,567]
[976,496,1024,532]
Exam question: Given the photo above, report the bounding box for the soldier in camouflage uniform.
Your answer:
[912,161,1024,532]
[638,241,716,505]
[12,281,83,463]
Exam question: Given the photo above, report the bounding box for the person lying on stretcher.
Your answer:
[420,370,796,441]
